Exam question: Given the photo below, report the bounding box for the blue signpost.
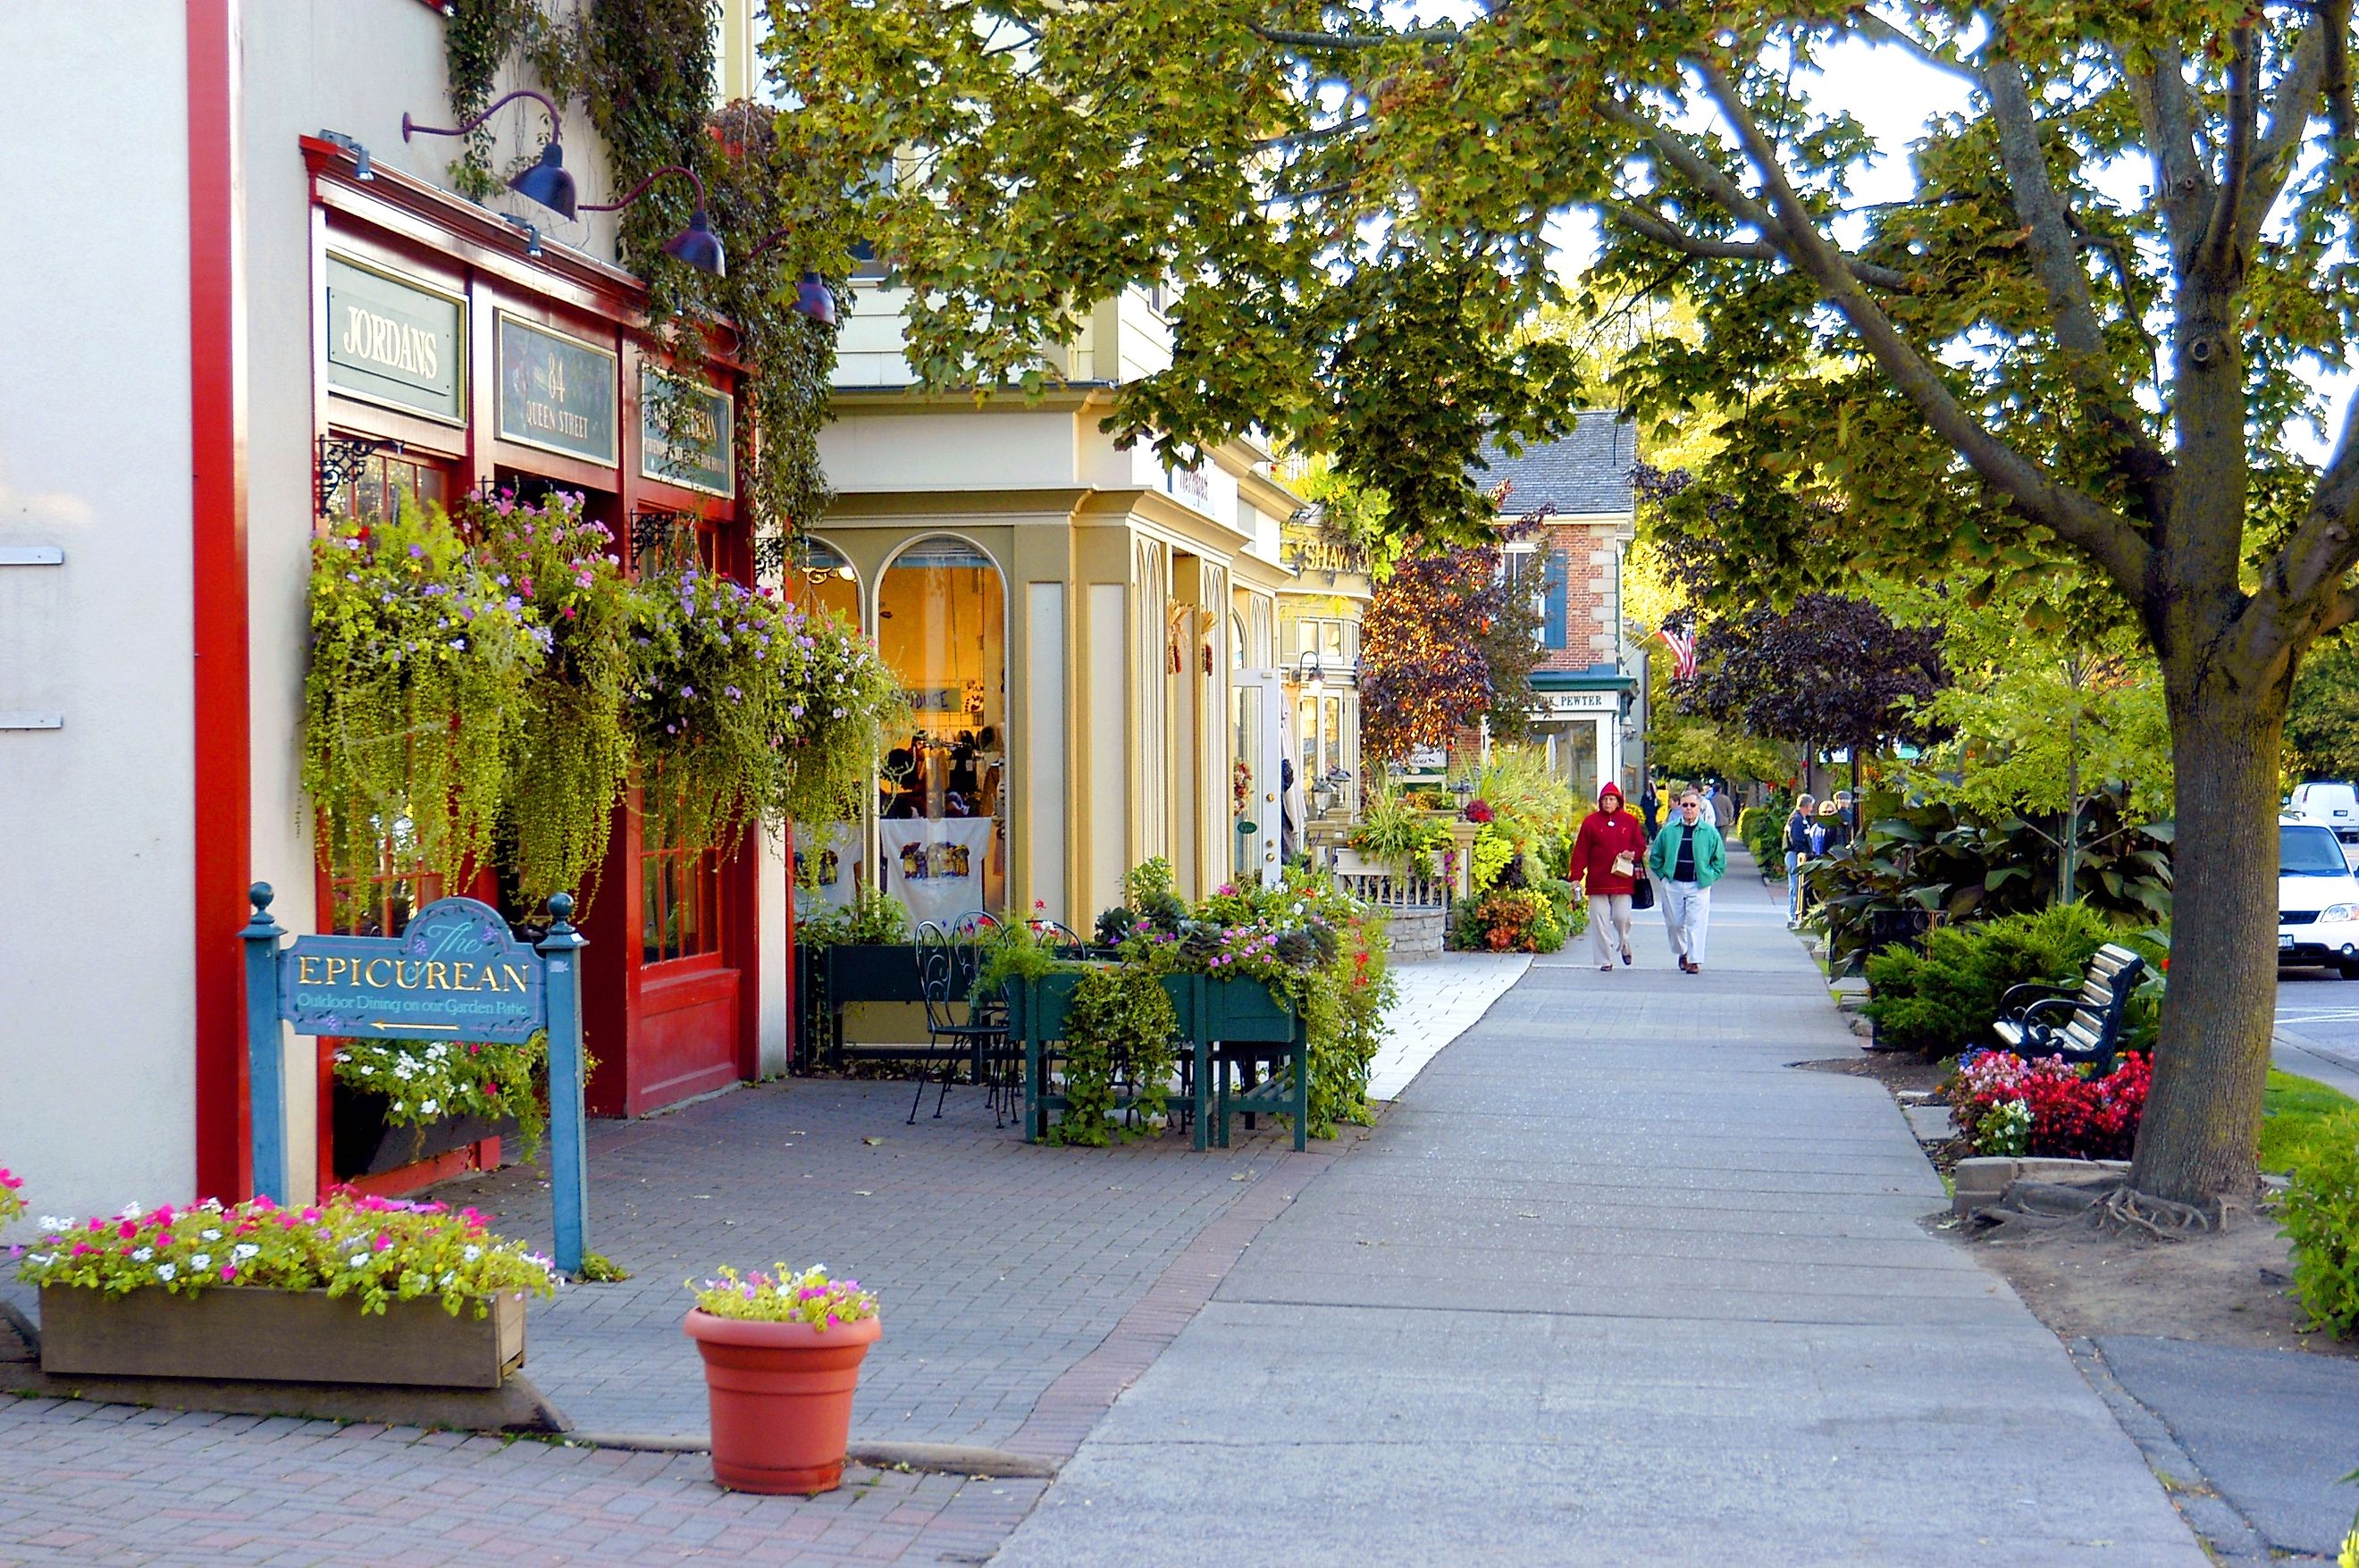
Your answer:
[240,884,592,1273]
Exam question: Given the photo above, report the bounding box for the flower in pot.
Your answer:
[684,1264,880,1494]
[0,1167,24,1227]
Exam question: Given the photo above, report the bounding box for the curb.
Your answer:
[2065,1337,2279,1566]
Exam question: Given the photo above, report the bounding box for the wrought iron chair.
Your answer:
[908,925,1014,1125]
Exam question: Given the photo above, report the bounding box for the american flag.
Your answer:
[1657,623,1698,681]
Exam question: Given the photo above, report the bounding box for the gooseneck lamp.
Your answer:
[583,166,726,278]
[745,231,840,327]
[402,88,576,220]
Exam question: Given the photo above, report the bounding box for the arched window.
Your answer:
[875,536,1007,919]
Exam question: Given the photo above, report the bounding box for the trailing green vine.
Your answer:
[466,489,635,910]
[441,1,859,543]
[332,1034,551,1160]
[1045,964,1178,1148]
[304,507,540,910]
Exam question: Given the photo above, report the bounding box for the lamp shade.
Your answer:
[662,209,726,277]
[509,141,576,220]
[793,271,838,328]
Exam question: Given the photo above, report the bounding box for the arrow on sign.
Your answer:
[372,1020,461,1032]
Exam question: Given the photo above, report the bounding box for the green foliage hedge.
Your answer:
[2280,1106,2359,1339]
[1861,903,2163,1057]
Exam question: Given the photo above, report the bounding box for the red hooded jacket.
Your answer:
[1570,787,1650,895]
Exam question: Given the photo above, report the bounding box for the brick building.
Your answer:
[1474,412,1644,800]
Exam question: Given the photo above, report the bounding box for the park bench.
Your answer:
[1991,943,2147,1072]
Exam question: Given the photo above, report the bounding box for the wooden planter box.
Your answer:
[39,1285,528,1389]
[332,1085,519,1181]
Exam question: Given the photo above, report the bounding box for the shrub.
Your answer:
[1862,902,2124,1055]
[1455,887,1569,952]
[798,886,911,948]
[1946,1049,2152,1161]
[2279,1107,2359,1339]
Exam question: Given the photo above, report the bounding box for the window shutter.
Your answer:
[1543,549,1569,649]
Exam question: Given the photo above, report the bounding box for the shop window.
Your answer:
[332,444,448,524]
[796,538,861,629]
[323,816,446,937]
[641,776,723,965]
[1297,693,1321,777]
[876,536,1006,922]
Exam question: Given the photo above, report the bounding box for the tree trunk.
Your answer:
[2128,661,2288,1210]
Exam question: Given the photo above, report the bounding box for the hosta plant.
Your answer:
[15,1192,557,1318]
[689,1263,877,1329]
[332,1034,550,1158]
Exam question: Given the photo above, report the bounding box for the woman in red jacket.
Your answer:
[1570,782,1649,971]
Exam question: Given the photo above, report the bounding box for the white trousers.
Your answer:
[1587,893,1633,965]
[1663,880,1711,965]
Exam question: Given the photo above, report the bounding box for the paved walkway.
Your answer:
[996,860,2208,1565]
[1370,952,1529,1099]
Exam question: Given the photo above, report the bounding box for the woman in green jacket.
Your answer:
[1646,789,1726,973]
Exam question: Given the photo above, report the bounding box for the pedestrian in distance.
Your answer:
[1638,776,1662,838]
[1570,781,1649,971]
[1648,789,1726,973]
[1815,797,1851,854]
[1783,792,1817,928]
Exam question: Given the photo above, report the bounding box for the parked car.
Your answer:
[2279,818,2359,978]
[2286,781,2359,843]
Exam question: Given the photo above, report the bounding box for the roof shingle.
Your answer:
[1473,411,1637,517]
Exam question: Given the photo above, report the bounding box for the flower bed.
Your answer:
[1945,1049,2153,1161]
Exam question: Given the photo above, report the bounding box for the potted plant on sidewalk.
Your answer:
[684,1263,881,1494]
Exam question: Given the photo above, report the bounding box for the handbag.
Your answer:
[1629,868,1656,910]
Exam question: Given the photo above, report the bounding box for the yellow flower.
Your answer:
[2339,1522,2357,1568]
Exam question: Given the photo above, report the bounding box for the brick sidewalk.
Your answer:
[0,1075,1327,1564]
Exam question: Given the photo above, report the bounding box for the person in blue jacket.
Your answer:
[1647,788,1727,973]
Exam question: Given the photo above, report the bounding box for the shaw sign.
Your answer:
[239,886,592,1272]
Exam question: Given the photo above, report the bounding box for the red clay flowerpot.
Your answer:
[683,1309,881,1494]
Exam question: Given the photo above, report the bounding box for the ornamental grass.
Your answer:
[14,1192,557,1319]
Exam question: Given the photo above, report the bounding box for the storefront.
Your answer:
[301,138,765,1143]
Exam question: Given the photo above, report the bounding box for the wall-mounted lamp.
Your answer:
[745,231,839,326]
[584,166,724,276]
[317,129,374,180]
[501,214,542,258]
[403,88,575,219]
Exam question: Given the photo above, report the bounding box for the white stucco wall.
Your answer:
[0,9,198,1229]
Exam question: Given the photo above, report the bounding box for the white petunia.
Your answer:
[130,1247,152,1262]
[200,1228,222,1242]
[421,1099,440,1115]
[232,1244,259,1262]
[155,1263,176,1282]
[461,1245,482,1262]
[38,1216,68,1232]
[348,1253,370,1269]
[189,1254,212,1270]
[119,1202,143,1220]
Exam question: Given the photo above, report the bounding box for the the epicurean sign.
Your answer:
[497,313,618,465]
[324,256,465,423]
[278,897,544,1043]
[639,366,735,497]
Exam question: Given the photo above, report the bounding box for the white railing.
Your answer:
[1332,868,1452,910]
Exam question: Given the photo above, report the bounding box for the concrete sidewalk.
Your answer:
[998,857,2207,1565]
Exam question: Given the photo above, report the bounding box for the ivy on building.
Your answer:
[441,0,852,550]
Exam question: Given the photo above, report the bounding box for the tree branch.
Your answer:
[1603,201,1911,289]
[2236,20,2331,259]
[1851,13,1982,88]
[1249,21,1462,50]
[1688,55,2151,595]
[2120,43,2212,266]
[2242,392,2359,661]
[2200,26,2260,281]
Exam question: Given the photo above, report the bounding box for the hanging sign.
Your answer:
[240,887,592,1274]
[324,256,466,423]
[277,898,544,1043]
[639,366,735,497]
[497,313,618,465]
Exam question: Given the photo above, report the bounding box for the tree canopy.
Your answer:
[771,4,2359,1209]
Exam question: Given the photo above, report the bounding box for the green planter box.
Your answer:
[39,1285,527,1389]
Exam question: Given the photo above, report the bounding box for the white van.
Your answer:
[2286,782,2359,843]
[2280,818,2359,977]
